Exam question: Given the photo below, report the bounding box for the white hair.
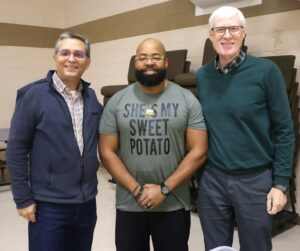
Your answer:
[209,6,246,29]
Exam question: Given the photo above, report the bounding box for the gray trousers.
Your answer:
[197,162,273,251]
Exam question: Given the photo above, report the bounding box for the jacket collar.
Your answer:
[46,70,90,93]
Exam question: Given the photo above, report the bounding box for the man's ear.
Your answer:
[85,58,91,69]
[209,31,213,42]
[164,57,169,69]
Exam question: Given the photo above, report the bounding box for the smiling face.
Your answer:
[53,38,90,89]
[209,14,245,67]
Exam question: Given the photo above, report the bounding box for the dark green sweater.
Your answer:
[196,55,295,186]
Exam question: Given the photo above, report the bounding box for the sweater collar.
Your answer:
[214,50,246,74]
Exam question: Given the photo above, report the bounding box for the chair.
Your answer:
[175,73,197,96]
[100,49,190,105]
[0,146,7,177]
[0,161,6,177]
[0,128,9,183]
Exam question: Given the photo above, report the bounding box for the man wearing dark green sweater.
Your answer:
[196,6,295,251]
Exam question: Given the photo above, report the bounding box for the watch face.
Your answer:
[161,184,170,196]
[275,185,288,194]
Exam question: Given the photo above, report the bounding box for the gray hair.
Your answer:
[54,31,91,58]
[209,6,246,29]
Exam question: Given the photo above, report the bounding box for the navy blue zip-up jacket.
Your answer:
[6,71,103,209]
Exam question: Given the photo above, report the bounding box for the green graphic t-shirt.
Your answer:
[99,81,206,212]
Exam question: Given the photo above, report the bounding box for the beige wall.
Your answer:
[65,0,170,28]
[0,0,65,28]
[0,0,300,212]
[0,47,54,127]
[85,9,300,96]
[0,0,169,28]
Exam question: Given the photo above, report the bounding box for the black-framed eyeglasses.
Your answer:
[55,49,87,59]
[211,25,244,36]
[135,53,165,63]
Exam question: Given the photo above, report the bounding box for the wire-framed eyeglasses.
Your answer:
[55,49,87,59]
[135,54,165,63]
[211,26,244,36]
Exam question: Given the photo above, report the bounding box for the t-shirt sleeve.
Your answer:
[99,96,119,135]
[187,92,207,130]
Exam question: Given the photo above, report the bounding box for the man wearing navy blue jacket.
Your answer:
[6,32,103,251]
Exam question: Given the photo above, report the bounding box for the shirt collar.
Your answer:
[214,50,246,74]
[52,72,82,93]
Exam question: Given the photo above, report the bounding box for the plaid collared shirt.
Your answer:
[215,50,246,74]
[53,72,84,155]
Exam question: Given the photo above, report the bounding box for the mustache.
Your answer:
[142,67,158,72]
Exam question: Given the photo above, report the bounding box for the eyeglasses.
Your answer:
[135,54,165,63]
[211,26,244,36]
[55,49,87,59]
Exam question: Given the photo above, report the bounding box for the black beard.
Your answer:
[135,69,166,87]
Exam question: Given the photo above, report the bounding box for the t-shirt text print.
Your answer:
[123,102,179,155]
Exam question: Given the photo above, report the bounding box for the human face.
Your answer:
[53,38,90,88]
[135,39,168,87]
[209,15,245,65]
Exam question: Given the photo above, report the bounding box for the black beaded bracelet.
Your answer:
[132,184,141,196]
[135,185,144,200]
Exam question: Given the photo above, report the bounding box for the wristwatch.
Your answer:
[160,183,171,197]
[274,184,289,195]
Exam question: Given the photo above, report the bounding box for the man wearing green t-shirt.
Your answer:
[99,38,208,251]
[196,6,295,251]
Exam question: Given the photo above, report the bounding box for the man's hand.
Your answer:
[18,203,36,222]
[267,188,287,215]
[138,184,167,209]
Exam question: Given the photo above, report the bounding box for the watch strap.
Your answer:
[274,184,288,195]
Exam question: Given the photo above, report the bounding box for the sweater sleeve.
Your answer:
[6,89,36,209]
[265,62,295,186]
